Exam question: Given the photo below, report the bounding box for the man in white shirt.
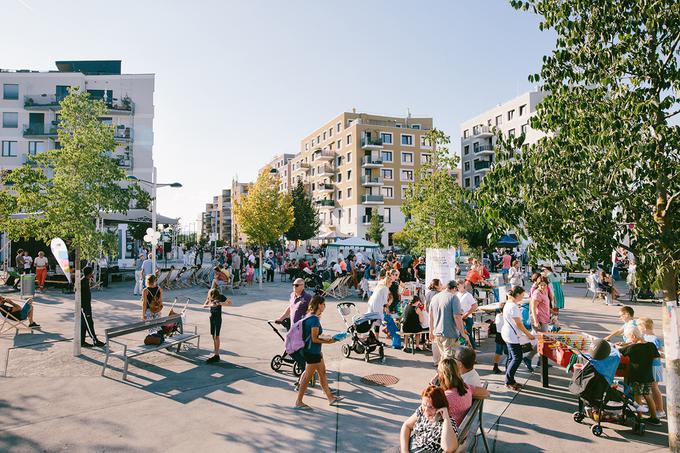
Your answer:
[455,347,483,387]
[457,279,478,348]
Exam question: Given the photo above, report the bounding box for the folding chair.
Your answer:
[0,298,35,336]
[585,275,610,304]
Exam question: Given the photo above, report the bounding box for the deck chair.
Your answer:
[585,274,610,304]
[154,269,170,287]
[163,268,179,289]
[0,298,35,336]
[322,276,345,299]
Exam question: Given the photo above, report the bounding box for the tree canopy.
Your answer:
[285,180,320,242]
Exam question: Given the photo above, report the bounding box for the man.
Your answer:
[140,253,155,289]
[80,266,104,347]
[457,279,478,349]
[23,251,33,275]
[15,249,25,274]
[265,251,276,283]
[429,280,470,363]
[0,296,40,328]
[275,278,312,389]
[231,252,241,283]
[133,253,145,296]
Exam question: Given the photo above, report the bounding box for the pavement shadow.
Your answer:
[0,397,53,453]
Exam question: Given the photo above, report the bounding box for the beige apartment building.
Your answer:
[259,153,295,193]
[290,111,434,246]
[201,188,232,243]
[230,179,253,246]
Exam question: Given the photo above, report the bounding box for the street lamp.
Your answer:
[127,168,182,269]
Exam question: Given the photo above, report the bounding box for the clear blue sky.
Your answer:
[2,0,554,231]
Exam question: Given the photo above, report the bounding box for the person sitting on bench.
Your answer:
[0,297,40,328]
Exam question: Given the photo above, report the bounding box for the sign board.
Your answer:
[50,238,71,283]
[425,248,457,287]
[209,233,218,242]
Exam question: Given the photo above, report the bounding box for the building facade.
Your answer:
[260,153,295,193]
[200,189,232,243]
[230,179,252,246]
[290,111,434,246]
[0,60,154,183]
[459,90,547,190]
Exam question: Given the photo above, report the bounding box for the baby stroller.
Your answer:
[267,318,303,377]
[336,302,385,362]
[569,348,645,436]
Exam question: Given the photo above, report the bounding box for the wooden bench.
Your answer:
[101,314,200,380]
[400,329,429,354]
[455,381,490,453]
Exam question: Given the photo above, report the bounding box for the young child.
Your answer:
[616,326,661,425]
[604,306,637,342]
[203,288,233,363]
[245,262,254,286]
[638,317,665,418]
[454,346,482,387]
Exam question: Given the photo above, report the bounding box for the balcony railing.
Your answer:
[317,165,334,175]
[315,199,335,207]
[114,127,133,140]
[360,176,384,185]
[24,94,134,112]
[361,137,383,148]
[474,160,492,171]
[474,144,494,153]
[361,215,384,224]
[313,149,335,161]
[316,183,334,191]
[361,156,383,166]
[361,195,384,203]
[472,126,493,137]
[23,124,58,137]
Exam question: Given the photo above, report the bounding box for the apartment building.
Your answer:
[260,153,295,193]
[460,90,547,190]
[0,60,154,182]
[200,189,232,243]
[290,111,434,246]
[230,179,253,246]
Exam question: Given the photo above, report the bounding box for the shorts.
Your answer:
[495,342,508,356]
[210,313,222,336]
[631,381,652,396]
[652,365,663,383]
[303,352,322,364]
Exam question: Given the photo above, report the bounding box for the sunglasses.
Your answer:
[293,283,303,287]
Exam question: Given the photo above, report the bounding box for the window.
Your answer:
[472,125,479,135]
[495,115,502,126]
[305,143,309,151]
[346,134,352,145]
[380,132,393,144]
[347,188,352,198]
[337,190,343,200]
[337,122,341,133]
[411,124,421,130]
[337,173,342,183]
[420,153,432,164]
[311,183,316,191]
[329,127,333,137]
[508,128,516,138]
[395,123,402,128]
[507,109,515,121]
[388,232,394,246]
[347,170,352,180]
[2,112,18,128]
[401,186,409,198]
[420,136,431,148]
[474,175,480,187]
[28,141,45,155]
[337,139,341,149]
[401,152,414,164]
[381,150,393,162]
[401,134,414,146]
[401,169,414,181]
[348,208,351,223]
[3,84,19,100]
[323,131,326,140]
[464,162,470,172]
[337,156,344,166]
[317,135,321,143]
[1,141,17,157]
[381,186,394,198]
[473,142,479,152]
[519,104,526,116]
[464,177,470,188]
[384,207,391,223]
[381,168,393,180]
[521,123,528,135]
[463,129,469,139]
[464,145,470,155]
[347,152,352,163]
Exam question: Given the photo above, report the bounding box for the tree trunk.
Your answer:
[73,247,81,357]
[662,265,680,451]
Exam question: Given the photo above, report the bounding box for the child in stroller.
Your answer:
[336,302,385,362]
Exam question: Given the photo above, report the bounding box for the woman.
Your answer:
[508,260,523,288]
[294,295,343,410]
[402,295,426,352]
[388,268,402,314]
[141,274,163,322]
[598,270,620,301]
[501,285,535,390]
[530,277,551,333]
[435,358,490,425]
[400,385,459,453]
[543,266,565,310]
[425,279,443,312]
[202,288,233,363]
[34,251,49,292]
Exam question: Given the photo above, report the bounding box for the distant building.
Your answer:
[200,189,232,244]
[230,179,253,246]
[260,153,295,193]
[459,90,548,190]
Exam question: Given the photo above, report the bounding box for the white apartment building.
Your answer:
[260,153,295,193]
[460,90,547,189]
[0,60,154,182]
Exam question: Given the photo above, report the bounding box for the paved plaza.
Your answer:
[0,279,670,452]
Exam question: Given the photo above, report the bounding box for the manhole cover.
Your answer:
[361,374,399,386]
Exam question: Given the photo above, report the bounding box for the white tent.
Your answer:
[325,237,382,263]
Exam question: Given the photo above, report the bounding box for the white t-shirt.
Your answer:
[367,284,389,315]
[501,301,524,344]
[458,291,476,315]
[34,256,48,268]
[509,267,523,286]
[23,256,33,269]
[462,369,482,388]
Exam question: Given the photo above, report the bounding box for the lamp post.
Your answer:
[127,168,182,270]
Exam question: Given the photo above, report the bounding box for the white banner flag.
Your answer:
[425,248,457,287]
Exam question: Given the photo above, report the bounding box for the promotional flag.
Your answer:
[50,238,71,283]
[425,248,457,287]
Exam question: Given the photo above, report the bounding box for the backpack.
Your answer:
[285,314,312,355]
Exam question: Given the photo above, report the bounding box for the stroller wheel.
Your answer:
[638,423,645,436]
[378,347,385,360]
[591,424,603,437]
[364,351,371,362]
[293,361,303,377]
[342,344,351,358]
[270,355,283,372]
[572,412,585,423]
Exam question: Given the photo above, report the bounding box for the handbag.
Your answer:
[144,330,165,345]
[521,342,534,353]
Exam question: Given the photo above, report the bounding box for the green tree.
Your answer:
[0,87,145,355]
[233,166,293,287]
[366,211,385,246]
[285,180,320,242]
[401,128,477,255]
[477,1,680,445]
[392,230,418,253]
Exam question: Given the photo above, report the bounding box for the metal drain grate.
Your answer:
[361,373,399,386]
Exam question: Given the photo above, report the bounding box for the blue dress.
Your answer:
[548,273,565,309]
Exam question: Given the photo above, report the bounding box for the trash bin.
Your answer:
[20,273,35,298]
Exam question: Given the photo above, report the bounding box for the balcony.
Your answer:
[316,183,334,194]
[361,215,384,224]
[361,137,383,150]
[313,149,335,161]
[361,194,384,204]
[315,199,335,209]
[473,126,493,138]
[317,165,334,176]
[360,176,384,187]
[474,160,492,172]
[361,156,383,168]
[474,144,494,155]
[297,162,311,171]
[24,94,61,110]
[23,124,58,138]
[114,127,133,142]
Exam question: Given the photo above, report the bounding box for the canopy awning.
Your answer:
[496,234,519,247]
[326,237,381,248]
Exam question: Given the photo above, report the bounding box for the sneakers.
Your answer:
[205,355,220,363]
[636,404,649,413]
[492,365,503,374]
[28,322,40,328]
[657,410,666,418]
[646,416,662,425]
